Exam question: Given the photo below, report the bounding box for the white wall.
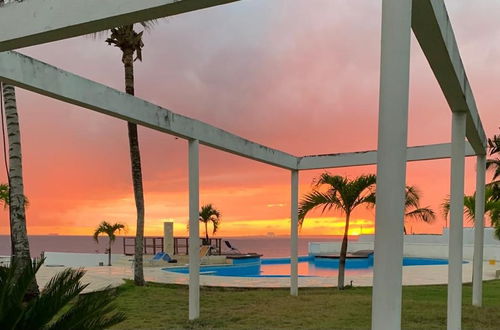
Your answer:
[309,228,500,260]
[44,252,123,267]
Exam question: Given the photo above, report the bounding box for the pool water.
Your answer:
[163,255,450,277]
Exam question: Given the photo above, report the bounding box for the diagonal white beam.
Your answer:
[411,0,487,155]
[297,143,476,170]
[0,51,297,169]
[0,0,239,52]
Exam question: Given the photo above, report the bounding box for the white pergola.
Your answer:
[0,0,488,329]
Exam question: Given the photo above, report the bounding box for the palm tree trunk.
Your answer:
[338,212,351,290]
[403,225,407,235]
[205,221,209,243]
[122,48,145,286]
[2,84,39,297]
[108,239,112,266]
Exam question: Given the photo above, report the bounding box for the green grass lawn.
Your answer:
[111,280,500,329]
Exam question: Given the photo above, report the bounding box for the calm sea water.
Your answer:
[0,235,343,258]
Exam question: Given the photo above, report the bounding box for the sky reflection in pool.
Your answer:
[164,255,449,277]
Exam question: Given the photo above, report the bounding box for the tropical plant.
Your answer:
[0,183,9,207]
[487,130,500,202]
[403,186,435,234]
[1,79,37,297]
[0,183,29,209]
[0,259,125,329]
[93,221,126,266]
[99,22,156,286]
[442,185,500,239]
[299,173,376,289]
[487,130,500,181]
[199,204,222,245]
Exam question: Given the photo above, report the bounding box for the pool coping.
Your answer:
[35,260,499,291]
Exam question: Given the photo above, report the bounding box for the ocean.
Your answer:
[0,235,343,258]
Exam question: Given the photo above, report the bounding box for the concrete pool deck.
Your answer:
[35,261,500,292]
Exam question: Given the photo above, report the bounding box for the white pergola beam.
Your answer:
[298,143,476,170]
[0,51,297,170]
[411,0,487,155]
[0,0,239,52]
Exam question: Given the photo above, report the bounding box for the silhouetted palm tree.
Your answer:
[0,259,125,329]
[299,173,376,289]
[99,21,156,286]
[403,186,435,234]
[442,185,500,239]
[93,221,126,266]
[0,2,37,292]
[487,130,500,202]
[199,204,221,245]
[487,131,500,181]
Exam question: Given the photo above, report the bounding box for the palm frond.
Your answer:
[441,197,451,221]
[405,207,436,224]
[0,260,125,329]
[0,259,43,329]
[48,287,125,330]
[199,204,222,236]
[486,158,500,181]
[17,268,88,329]
[298,190,342,228]
[93,221,125,243]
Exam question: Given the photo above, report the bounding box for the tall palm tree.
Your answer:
[199,204,222,245]
[403,186,435,234]
[1,80,38,298]
[299,173,376,290]
[101,22,155,286]
[0,259,125,329]
[442,185,500,239]
[93,221,126,266]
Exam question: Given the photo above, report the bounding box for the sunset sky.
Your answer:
[0,0,499,237]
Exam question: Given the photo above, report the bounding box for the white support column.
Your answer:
[371,1,412,329]
[472,154,486,307]
[188,139,200,320]
[290,170,299,296]
[448,112,466,330]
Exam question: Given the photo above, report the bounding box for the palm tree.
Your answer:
[487,130,500,181]
[403,186,436,234]
[93,221,126,266]
[1,80,38,298]
[100,22,156,286]
[199,204,221,245]
[442,185,500,239]
[299,173,376,289]
[487,130,500,202]
[0,259,125,329]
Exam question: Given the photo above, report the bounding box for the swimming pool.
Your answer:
[163,255,450,277]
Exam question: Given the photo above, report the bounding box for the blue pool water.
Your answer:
[163,255,450,277]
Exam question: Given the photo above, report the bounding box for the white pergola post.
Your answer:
[472,154,486,307]
[371,1,412,329]
[372,0,412,330]
[448,111,466,330]
[188,139,200,320]
[290,170,299,296]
